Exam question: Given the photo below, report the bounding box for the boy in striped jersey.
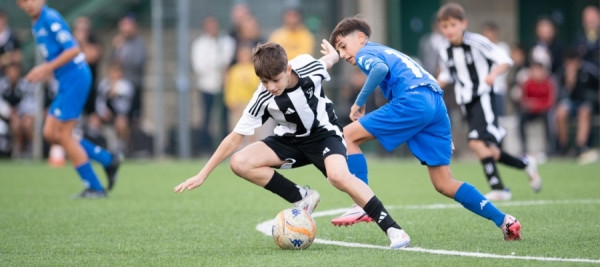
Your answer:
[436,3,542,201]
[174,41,410,248]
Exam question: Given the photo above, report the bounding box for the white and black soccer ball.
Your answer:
[272,208,317,250]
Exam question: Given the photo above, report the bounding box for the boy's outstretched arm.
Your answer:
[25,47,80,83]
[349,60,389,121]
[319,39,339,69]
[174,132,245,193]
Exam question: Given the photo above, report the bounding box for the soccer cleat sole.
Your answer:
[331,215,374,227]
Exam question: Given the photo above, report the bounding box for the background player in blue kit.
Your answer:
[329,17,522,241]
[18,0,121,198]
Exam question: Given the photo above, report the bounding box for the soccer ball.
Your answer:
[272,208,317,250]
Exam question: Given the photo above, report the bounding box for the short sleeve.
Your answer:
[356,50,386,74]
[468,34,512,66]
[46,12,77,50]
[233,86,273,136]
[291,54,330,82]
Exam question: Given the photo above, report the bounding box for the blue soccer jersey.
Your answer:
[355,42,441,101]
[32,5,87,79]
[31,5,91,121]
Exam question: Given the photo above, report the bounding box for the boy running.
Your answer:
[436,3,541,201]
[329,16,521,241]
[18,0,121,198]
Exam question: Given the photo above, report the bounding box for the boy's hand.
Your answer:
[25,63,52,83]
[349,104,366,121]
[174,174,207,193]
[320,39,337,57]
[484,74,496,86]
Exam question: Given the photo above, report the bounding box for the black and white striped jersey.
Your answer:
[438,31,513,105]
[233,54,342,140]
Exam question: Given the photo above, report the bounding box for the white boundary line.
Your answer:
[256,199,600,263]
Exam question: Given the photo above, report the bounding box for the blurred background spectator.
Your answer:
[191,15,235,154]
[418,17,443,76]
[574,6,600,66]
[532,18,564,74]
[269,8,314,59]
[0,63,35,157]
[87,61,134,154]
[554,50,600,156]
[0,9,21,76]
[111,13,146,123]
[73,16,102,120]
[518,61,555,155]
[224,43,260,148]
[481,21,511,117]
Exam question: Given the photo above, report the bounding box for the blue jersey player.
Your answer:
[18,0,121,198]
[328,17,522,241]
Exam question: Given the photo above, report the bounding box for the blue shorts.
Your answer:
[49,65,92,121]
[358,87,452,166]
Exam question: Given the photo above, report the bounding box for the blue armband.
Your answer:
[355,62,389,106]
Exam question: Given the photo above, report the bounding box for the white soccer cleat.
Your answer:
[387,228,411,248]
[524,155,542,193]
[293,189,320,215]
[484,188,512,201]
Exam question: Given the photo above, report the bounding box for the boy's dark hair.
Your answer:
[252,42,288,80]
[564,49,581,60]
[329,16,371,47]
[437,2,466,21]
[481,21,499,32]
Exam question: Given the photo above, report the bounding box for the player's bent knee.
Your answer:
[327,171,351,190]
[229,153,250,177]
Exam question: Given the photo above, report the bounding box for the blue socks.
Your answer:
[454,183,505,227]
[348,154,368,184]
[75,162,104,191]
[80,139,113,167]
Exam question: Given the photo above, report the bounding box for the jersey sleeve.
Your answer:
[291,54,330,82]
[356,49,387,75]
[233,86,272,136]
[45,11,77,50]
[468,34,513,66]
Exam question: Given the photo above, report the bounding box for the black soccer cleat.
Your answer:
[104,152,123,191]
[73,188,107,199]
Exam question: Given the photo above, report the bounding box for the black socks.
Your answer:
[264,171,303,203]
[481,157,504,190]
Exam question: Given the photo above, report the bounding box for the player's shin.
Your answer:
[263,171,304,203]
[453,182,506,227]
[347,154,369,184]
[80,139,114,168]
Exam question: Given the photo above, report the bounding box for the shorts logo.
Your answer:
[285,108,296,115]
[322,147,330,155]
[53,108,62,117]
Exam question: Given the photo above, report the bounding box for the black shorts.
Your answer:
[262,133,347,177]
[463,92,506,145]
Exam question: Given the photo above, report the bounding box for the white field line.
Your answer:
[256,199,600,263]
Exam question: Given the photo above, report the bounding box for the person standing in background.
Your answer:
[224,44,260,148]
[574,6,600,67]
[191,16,235,153]
[73,16,102,119]
[228,3,251,40]
[533,18,564,74]
[269,8,314,59]
[418,18,444,76]
[111,13,146,122]
[481,21,511,117]
[0,10,22,75]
